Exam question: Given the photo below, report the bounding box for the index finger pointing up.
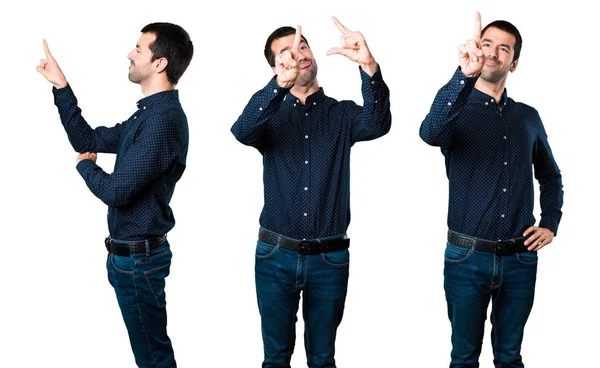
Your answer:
[43,39,54,60]
[332,16,352,34]
[292,25,302,51]
[474,12,482,41]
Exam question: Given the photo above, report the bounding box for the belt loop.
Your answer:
[145,239,151,256]
[276,234,282,248]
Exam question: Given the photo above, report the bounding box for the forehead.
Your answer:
[482,26,516,47]
[271,34,306,53]
[136,32,157,50]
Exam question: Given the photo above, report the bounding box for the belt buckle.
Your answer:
[298,239,317,255]
[495,239,515,256]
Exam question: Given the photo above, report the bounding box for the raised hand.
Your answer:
[275,25,302,88]
[326,16,378,76]
[458,12,485,77]
[36,40,68,89]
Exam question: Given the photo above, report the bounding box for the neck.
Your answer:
[140,77,175,97]
[474,77,507,103]
[291,79,320,104]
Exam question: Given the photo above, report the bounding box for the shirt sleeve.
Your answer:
[53,85,124,153]
[532,115,564,235]
[419,67,478,148]
[75,115,180,208]
[231,77,290,150]
[349,66,392,144]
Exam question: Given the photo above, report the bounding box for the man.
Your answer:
[232,17,391,367]
[37,23,193,368]
[420,12,563,368]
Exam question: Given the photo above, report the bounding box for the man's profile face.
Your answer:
[127,32,156,84]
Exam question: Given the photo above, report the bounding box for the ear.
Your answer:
[155,57,168,73]
[509,59,518,73]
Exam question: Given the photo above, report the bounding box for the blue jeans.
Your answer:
[255,236,350,368]
[444,240,538,368]
[107,241,176,368]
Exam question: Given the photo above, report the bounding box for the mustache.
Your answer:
[485,56,500,65]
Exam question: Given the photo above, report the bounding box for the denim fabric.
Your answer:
[444,240,537,368]
[255,236,350,368]
[107,241,176,368]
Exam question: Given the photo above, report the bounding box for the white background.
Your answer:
[1,0,597,366]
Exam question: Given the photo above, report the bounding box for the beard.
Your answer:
[128,62,150,84]
[295,60,318,86]
[480,58,509,83]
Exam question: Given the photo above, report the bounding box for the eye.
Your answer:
[482,43,490,48]
[299,45,308,51]
[500,47,509,53]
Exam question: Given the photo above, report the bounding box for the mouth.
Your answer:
[300,61,311,70]
[484,59,501,67]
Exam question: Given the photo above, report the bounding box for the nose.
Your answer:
[127,50,135,60]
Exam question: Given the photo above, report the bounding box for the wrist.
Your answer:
[360,59,378,77]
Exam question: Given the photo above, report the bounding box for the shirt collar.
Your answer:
[283,87,327,106]
[470,87,509,108]
[136,89,179,110]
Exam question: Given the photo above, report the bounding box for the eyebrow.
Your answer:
[279,41,307,54]
[482,38,512,49]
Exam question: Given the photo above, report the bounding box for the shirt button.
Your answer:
[133,116,137,119]
[503,188,507,192]
[460,80,465,84]
[503,162,507,165]
[491,98,495,102]
[296,99,299,103]
[503,136,507,139]
[447,102,451,106]
[371,81,376,85]
[293,104,297,107]
[305,135,309,139]
[304,160,308,164]
[259,107,263,111]
[374,100,378,104]
[143,106,146,110]
[313,102,316,105]
[304,187,308,191]
[485,102,489,106]
[305,112,309,117]
[303,213,307,216]
[501,214,505,218]
[273,89,278,94]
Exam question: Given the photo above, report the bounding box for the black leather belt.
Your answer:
[105,235,167,256]
[447,230,529,256]
[258,228,349,255]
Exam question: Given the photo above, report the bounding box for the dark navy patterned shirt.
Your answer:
[420,67,563,240]
[53,85,189,241]
[232,67,391,240]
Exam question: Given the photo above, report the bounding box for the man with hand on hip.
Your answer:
[37,23,193,368]
[232,17,391,368]
[420,12,563,368]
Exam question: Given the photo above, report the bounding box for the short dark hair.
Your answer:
[140,22,193,85]
[264,26,309,67]
[482,20,522,61]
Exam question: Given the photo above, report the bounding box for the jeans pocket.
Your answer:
[144,261,171,308]
[321,249,350,267]
[255,240,277,259]
[110,253,135,274]
[516,251,538,265]
[444,242,472,263]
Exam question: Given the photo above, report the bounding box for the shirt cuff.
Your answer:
[76,159,96,177]
[53,83,76,108]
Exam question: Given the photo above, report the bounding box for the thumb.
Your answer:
[326,47,351,57]
[36,66,49,77]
